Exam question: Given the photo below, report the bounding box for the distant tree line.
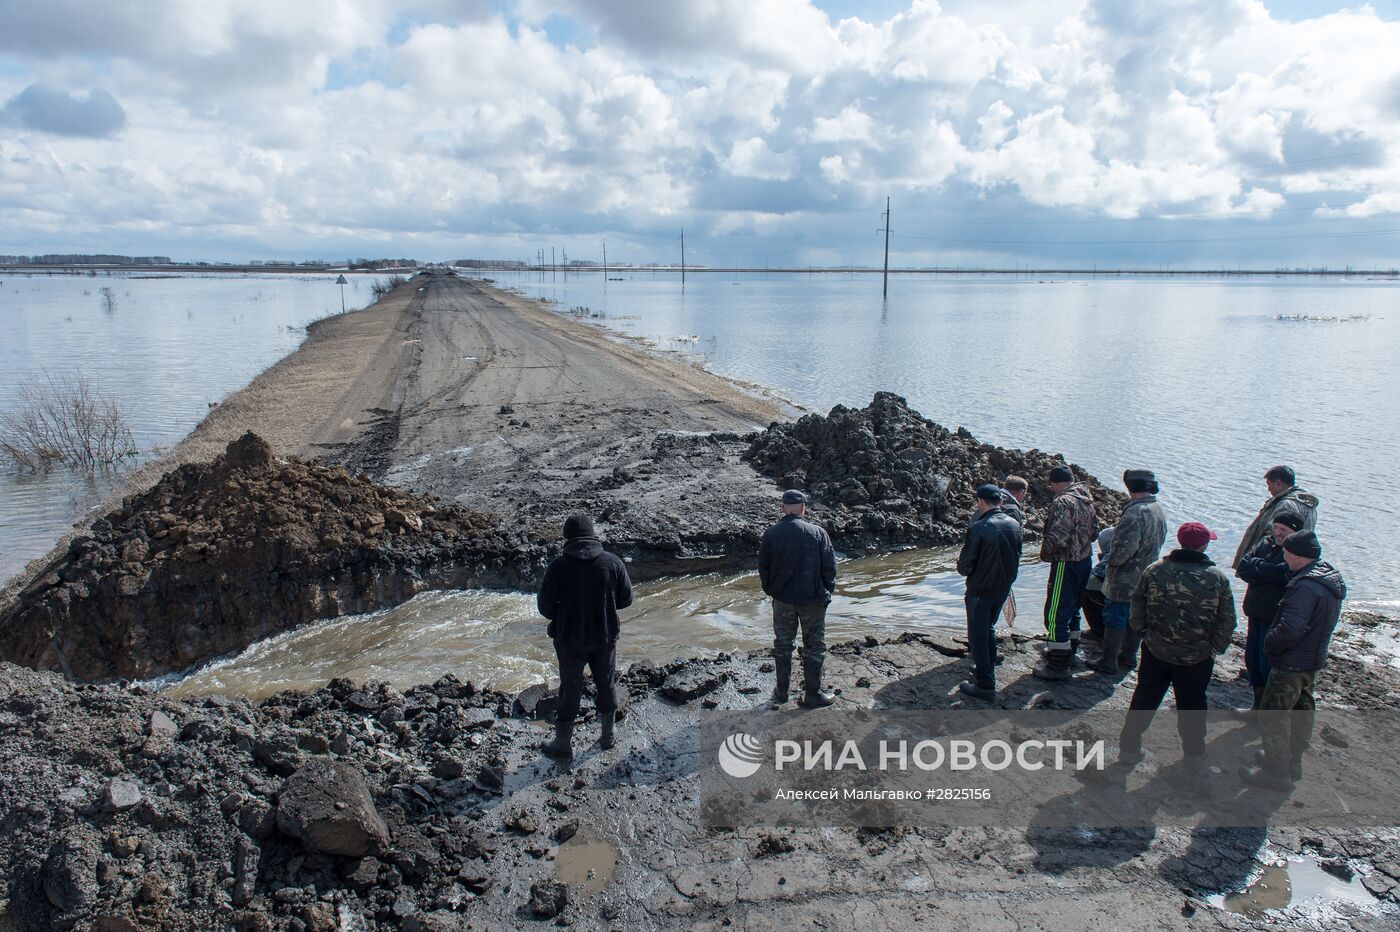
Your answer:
[453,259,528,269]
[0,254,173,266]
[347,258,422,270]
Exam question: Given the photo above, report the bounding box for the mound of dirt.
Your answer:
[743,392,1126,550]
[0,434,537,683]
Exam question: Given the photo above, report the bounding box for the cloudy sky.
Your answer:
[2,0,1399,268]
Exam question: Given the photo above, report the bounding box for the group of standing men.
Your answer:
[529,462,1343,792]
[955,463,1343,790]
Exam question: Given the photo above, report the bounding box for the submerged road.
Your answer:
[330,272,790,531]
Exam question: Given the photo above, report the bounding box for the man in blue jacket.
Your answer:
[1239,530,1346,791]
[956,484,1025,701]
[537,515,634,759]
[759,489,838,709]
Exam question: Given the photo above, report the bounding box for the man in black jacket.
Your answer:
[1239,530,1346,791]
[956,484,1024,701]
[759,490,838,709]
[537,515,634,759]
[1233,511,1305,713]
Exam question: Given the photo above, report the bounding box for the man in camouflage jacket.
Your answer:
[1034,465,1098,681]
[1117,522,1236,787]
[1093,469,1169,674]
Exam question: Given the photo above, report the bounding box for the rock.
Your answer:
[43,835,99,914]
[239,798,277,840]
[506,810,538,835]
[147,711,178,737]
[528,880,568,918]
[276,760,389,857]
[343,856,381,890]
[1320,857,1355,881]
[512,683,556,720]
[554,820,579,843]
[103,778,142,812]
[660,667,726,703]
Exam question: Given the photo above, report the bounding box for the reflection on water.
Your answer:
[166,547,999,700]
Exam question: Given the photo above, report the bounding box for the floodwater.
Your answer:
[0,271,375,581]
[505,270,1400,613]
[5,270,1399,701]
[167,548,973,699]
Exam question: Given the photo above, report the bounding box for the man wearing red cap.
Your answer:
[1116,522,1237,789]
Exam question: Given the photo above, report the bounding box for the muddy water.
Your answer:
[1210,854,1377,919]
[167,547,991,699]
[554,834,619,895]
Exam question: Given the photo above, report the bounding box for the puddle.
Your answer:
[555,833,619,895]
[1209,854,1376,919]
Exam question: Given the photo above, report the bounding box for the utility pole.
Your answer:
[552,246,556,281]
[680,228,686,286]
[602,240,607,281]
[881,196,891,298]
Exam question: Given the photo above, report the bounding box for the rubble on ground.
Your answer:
[1,618,1397,930]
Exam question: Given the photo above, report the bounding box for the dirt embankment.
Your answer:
[2,618,1398,931]
[0,434,534,683]
[744,391,1126,550]
[0,392,1131,684]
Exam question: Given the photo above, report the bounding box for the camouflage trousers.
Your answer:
[772,600,828,665]
[1259,669,1316,769]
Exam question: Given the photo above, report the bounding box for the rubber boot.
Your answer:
[1068,636,1081,665]
[598,711,616,749]
[1033,646,1072,681]
[1238,761,1294,792]
[1091,627,1127,674]
[799,659,835,708]
[959,680,996,701]
[769,656,792,710]
[1119,630,1143,671]
[1253,748,1303,782]
[1174,755,1214,798]
[540,720,574,759]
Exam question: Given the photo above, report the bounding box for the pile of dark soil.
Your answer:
[0,434,536,683]
[743,392,1127,550]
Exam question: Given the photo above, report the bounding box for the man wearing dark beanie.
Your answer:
[1233,510,1306,714]
[537,514,634,759]
[1239,530,1346,791]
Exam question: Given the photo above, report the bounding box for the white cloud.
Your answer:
[723,137,799,180]
[0,0,1398,264]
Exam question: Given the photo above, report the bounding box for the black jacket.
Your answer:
[536,538,634,651]
[1236,537,1290,622]
[758,515,836,605]
[957,508,1024,595]
[1265,560,1346,673]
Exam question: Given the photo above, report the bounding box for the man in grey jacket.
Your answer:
[1232,465,1319,569]
[759,489,837,709]
[1239,530,1346,791]
[1092,469,1168,674]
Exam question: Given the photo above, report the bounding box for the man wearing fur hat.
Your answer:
[1092,469,1168,674]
